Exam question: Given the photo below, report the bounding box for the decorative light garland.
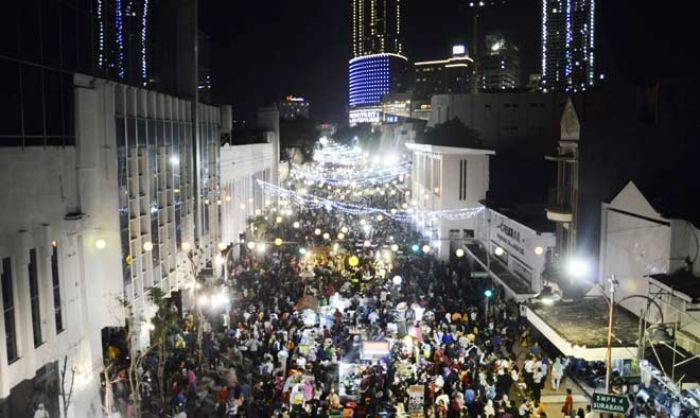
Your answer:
[256,180,483,222]
[141,0,149,85]
[293,162,410,187]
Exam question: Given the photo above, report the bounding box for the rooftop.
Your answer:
[481,201,555,233]
[648,271,700,303]
[405,142,495,156]
[528,297,639,349]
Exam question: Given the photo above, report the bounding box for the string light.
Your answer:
[141,0,150,85]
[256,180,483,222]
[115,0,125,79]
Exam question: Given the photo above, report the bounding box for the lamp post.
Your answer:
[604,275,618,394]
[181,242,205,363]
[483,289,493,320]
[217,241,242,283]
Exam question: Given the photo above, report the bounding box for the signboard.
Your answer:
[360,341,390,359]
[470,271,489,279]
[349,108,382,125]
[491,211,527,259]
[407,385,425,417]
[338,363,362,398]
[591,393,629,414]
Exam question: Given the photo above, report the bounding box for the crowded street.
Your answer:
[3,2,700,417]
[101,141,594,418]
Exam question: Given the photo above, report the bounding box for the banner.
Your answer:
[407,384,425,417]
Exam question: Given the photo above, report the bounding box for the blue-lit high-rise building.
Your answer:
[541,0,596,93]
[348,0,408,125]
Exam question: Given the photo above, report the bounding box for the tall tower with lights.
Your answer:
[349,0,408,124]
[96,0,151,86]
[541,0,596,93]
[351,0,404,58]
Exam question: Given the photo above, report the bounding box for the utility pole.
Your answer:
[191,0,202,242]
[604,275,618,394]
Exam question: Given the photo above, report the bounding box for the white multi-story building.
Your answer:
[471,206,556,298]
[219,106,280,258]
[0,74,229,417]
[428,92,566,148]
[599,181,700,358]
[405,143,493,260]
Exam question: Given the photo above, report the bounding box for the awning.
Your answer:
[464,243,536,302]
[525,297,639,361]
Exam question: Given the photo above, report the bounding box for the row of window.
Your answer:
[1,246,63,364]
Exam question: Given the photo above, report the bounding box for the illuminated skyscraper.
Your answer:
[481,33,520,90]
[349,0,407,124]
[541,0,595,93]
[351,0,404,57]
[96,0,152,86]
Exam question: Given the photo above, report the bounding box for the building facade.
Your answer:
[0,74,229,417]
[348,53,409,125]
[219,143,277,253]
[471,207,556,297]
[351,0,404,58]
[541,0,596,93]
[599,181,700,358]
[428,92,566,148]
[406,143,493,260]
[481,33,521,91]
[279,96,311,121]
[349,0,407,125]
[414,46,473,100]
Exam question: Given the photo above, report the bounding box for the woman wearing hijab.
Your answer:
[551,357,564,391]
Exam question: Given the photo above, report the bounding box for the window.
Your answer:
[51,245,63,334]
[28,249,43,347]
[2,257,18,362]
[458,160,468,201]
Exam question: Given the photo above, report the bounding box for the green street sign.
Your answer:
[592,393,629,414]
[470,271,489,278]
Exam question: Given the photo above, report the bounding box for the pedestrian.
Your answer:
[561,388,574,418]
[551,357,564,390]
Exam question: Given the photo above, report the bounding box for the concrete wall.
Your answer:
[474,208,556,292]
[429,92,565,148]
[669,220,700,276]
[599,182,672,319]
[407,143,492,259]
[0,147,118,416]
[219,143,275,251]
[598,182,700,356]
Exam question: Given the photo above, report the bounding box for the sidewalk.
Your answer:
[540,376,589,417]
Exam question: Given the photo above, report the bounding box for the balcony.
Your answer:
[545,187,573,223]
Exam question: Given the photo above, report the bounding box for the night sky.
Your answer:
[201,0,697,124]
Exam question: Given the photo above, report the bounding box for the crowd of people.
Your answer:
[103,156,593,418]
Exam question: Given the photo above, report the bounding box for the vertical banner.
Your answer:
[407,384,425,417]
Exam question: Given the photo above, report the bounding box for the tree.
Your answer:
[279,117,319,162]
[146,287,179,410]
[333,123,380,147]
[421,118,485,149]
[59,355,75,418]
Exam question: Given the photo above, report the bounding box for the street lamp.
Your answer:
[484,289,493,320]
[564,256,590,279]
